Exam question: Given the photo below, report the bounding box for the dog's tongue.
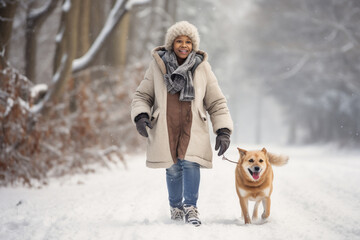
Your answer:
[253,172,260,180]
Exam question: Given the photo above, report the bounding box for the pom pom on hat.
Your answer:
[164,21,200,52]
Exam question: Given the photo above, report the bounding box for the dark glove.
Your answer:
[135,113,153,138]
[215,128,231,156]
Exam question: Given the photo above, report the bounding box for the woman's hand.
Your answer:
[215,128,231,156]
[135,113,153,138]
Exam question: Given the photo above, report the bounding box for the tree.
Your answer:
[72,0,130,73]
[48,0,80,111]
[25,0,58,83]
[1,0,152,186]
[243,0,360,145]
[0,0,18,60]
[105,0,130,67]
[32,0,131,114]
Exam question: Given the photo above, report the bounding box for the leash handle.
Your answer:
[222,154,238,164]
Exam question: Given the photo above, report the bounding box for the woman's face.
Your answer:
[173,35,193,63]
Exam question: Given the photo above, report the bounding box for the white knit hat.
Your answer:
[164,21,200,52]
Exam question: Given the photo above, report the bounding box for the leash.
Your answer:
[222,154,238,164]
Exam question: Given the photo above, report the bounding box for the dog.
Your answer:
[235,147,289,224]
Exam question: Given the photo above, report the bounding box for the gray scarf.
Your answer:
[163,51,196,101]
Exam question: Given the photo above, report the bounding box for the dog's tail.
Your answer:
[267,152,289,166]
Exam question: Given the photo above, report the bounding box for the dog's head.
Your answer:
[237,147,269,182]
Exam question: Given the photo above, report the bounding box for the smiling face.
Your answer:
[172,35,193,64]
[238,148,268,182]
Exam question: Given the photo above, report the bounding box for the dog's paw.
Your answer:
[244,218,252,224]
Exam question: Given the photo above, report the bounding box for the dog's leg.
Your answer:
[252,200,261,221]
[239,198,251,224]
[262,197,271,219]
[236,185,244,220]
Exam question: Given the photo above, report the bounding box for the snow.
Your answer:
[55,25,64,43]
[126,0,151,9]
[4,98,14,117]
[0,16,12,22]
[18,97,30,113]
[62,0,71,12]
[1,144,359,240]
[29,99,44,114]
[28,0,55,20]
[53,54,68,83]
[30,84,48,99]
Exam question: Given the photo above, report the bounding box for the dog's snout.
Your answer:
[254,166,260,172]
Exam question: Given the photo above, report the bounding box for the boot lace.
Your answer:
[171,207,184,220]
[184,205,201,226]
[184,205,200,219]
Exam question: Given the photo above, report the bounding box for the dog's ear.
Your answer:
[237,148,247,158]
[261,147,267,154]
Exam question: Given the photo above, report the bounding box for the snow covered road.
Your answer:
[1,145,359,240]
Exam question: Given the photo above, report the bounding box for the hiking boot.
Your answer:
[170,206,185,221]
[183,205,201,226]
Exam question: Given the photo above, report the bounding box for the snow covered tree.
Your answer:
[242,0,360,145]
[32,0,131,114]
[0,0,151,186]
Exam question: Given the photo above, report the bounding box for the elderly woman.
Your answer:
[131,21,233,226]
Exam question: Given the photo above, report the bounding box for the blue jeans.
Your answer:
[166,160,200,208]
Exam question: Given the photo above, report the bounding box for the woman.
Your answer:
[131,21,233,226]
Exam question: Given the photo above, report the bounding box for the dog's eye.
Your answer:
[249,159,254,163]
[259,159,264,163]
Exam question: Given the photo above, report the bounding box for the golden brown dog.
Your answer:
[235,147,289,224]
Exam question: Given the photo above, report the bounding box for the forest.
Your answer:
[0,0,359,186]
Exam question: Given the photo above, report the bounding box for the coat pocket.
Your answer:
[198,109,207,122]
[151,108,160,123]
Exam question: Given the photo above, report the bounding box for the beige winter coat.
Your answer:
[131,47,233,168]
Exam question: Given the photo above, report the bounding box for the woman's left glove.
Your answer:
[215,128,231,156]
[135,113,153,138]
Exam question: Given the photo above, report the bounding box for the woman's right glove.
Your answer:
[135,113,153,138]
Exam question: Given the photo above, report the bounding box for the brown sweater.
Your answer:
[166,92,192,162]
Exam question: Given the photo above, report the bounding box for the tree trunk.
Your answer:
[117,12,130,66]
[70,0,91,112]
[105,10,130,67]
[0,1,18,60]
[90,0,106,66]
[25,0,58,83]
[77,0,91,58]
[40,0,80,115]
